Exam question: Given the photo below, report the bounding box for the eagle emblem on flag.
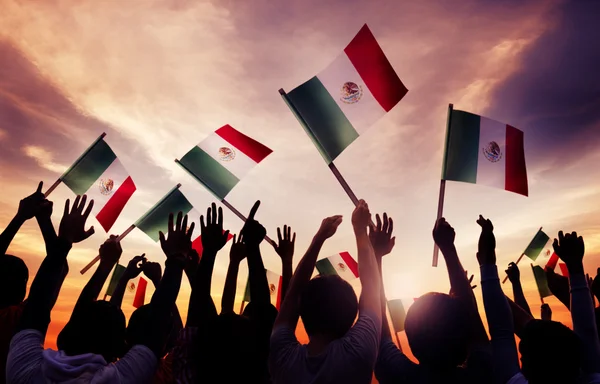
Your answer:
[218,147,236,162]
[269,283,276,295]
[340,82,363,104]
[338,262,346,271]
[483,141,502,163]
[128,281,136,293]
[99,178,115,195]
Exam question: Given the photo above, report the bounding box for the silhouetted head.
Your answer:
[520,320,582,384]
[300,275,358,340]
[127,304,181,356]
[58,301,126,363]
[0,255,28,309]
[405,293,470,369]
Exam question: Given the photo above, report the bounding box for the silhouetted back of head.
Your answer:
[405,293,470,369]
[299,275,358,339]
[127,304,180,356]
[520,320,582,384]
[58,301,126,363]
[0,255,28,309]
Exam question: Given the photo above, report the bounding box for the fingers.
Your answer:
[210,203,217,225]
[176,211,183,232]
[388,217,394,235]
[78,195,88,214]
[187,221,195,240]
[83,226,95,240]
[238,233,243,244]
[376,214,382,232]
[277,227,282,243]
[558,231,565,244]
[167,213,174,237]
[63,199,70,217]
[83,199,94,219]
[232,234,237,244]
[223,230,230,242]
[552,238,559,253]
[382,213,389,233]
[73,196,81,214]
[207,205,212,226]
[292,232,296,244]
[36,181,43,194]
[159,231,166,247]
[200,215,206,232]
[217,206,223,227]
[248,200,260,220]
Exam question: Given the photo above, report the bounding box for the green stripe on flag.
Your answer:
[316,258,337,276]
[442,110,480,183]
[179,146,240,199]
[62,140,116,195]
[523,230,550,261]
[287,77,359,163]
[388,299,406,333]
[532,265,552,298]
[135,189,193,242]
[106,264,126,297]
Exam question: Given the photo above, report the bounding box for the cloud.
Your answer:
[22,145,68,173]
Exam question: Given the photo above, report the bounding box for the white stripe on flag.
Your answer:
[477,117,506,190]
[329,253,358,281]
[83,158,130,215]
[197,133,257,179]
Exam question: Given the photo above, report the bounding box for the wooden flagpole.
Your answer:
[502,226,543,284]
[175,160,276,247]
[44,132,107,198]
[432,104,454,267]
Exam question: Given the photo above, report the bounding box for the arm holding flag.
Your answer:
[242,201,271,308]
[221,234,245,314]
[110,255,146,308]
[505,262,532,317]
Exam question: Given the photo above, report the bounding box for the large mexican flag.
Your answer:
[284,24,408,163]
[61,136,136,231]
[442,109,528,196]
[316,252,359,281]
[178,125,272,199]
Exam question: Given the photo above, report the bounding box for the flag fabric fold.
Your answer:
[178,125,272,199]
[105,264,126,297]
[133,277,147,309]
[242,269,283,309]
[387,299,406,333]
[61,137,136,231]
[284,24,407,163]
[531,265,552,298]
[524,229,553,262]
[442,109,528,196]
[316,252,359,281]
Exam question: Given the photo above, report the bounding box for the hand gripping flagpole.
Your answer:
[44,133,107,198]
[502,226,543,284]
[79,184,183,274]
[174,160,276,247]
[432,104,454,267]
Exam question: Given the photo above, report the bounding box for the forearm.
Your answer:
[0,215,25,255]
[511,281,532,316]
[442,246,476,305]
[36,215,57,254]
[280,259,293,304]
[247,245,270,305]
[221,260,240,314]
[152,260,184,313]
[356,229,381,317]
[570,270,600,373]
[187,250,217,326]
[378,260,395,346]
[109,275,130,308]
[75,262,113,311]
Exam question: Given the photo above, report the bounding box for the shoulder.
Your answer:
[506,372,528,384]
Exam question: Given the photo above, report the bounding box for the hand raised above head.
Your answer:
[369,213,395,259]
[58,195,95,244]
[200,202,230,253]
[505,262,521,284]
[432,217,455,251]
[351,199,371,231]
[229,234,247,263]
[159,212,194,267]
[240,201,266,247]
[142,260,162,284]
[125,254,147,279]
[273,225,295,263]
[553,231,585,274]
[316,215,343,241]
[476,215,496,266]
[99,235,123,266]
[17,181,47,221]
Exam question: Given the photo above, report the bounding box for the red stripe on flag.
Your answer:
[133,277,147,308]
[545,252,559,271]
[191,232,233,258]
[344,24,408,112]
[559,263,570,278]
[276,275,283,310]
[505,125,528,196]
[96,176,136,232]
[339,251,359,278]
[215,125,272,163]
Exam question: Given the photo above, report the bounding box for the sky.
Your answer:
[1,0,600,352]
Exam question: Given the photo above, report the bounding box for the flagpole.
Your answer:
[175,159,276,247]
[502,226,543,284]
[80,224,136,274]
[45,132,107,198]
[432,104,454,267]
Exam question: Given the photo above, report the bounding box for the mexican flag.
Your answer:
[442,109,528,196]
[531,265,552,298]
[316,252,359,281]
[134,186,232,255]
[61,136,136,231]
[523,229,554,262]
[178,125,272,199]
[242,269,283,309]
[387,299,406,333]
[284,24,408,163]
[105,264,126,297]
[133,277,147,309]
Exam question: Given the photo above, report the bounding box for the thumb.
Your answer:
[83,226,95,240]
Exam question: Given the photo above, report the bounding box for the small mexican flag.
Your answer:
[61,136,136,231]
[133,277,147,309]
[242,269,283,309]
[531,264,552,298]
[105,264,126,297]
[387,299,406,333]
[178,125,272,199]
[442,109,528,196]
[316,252,359,281]
[524,229,554,262]
[284,24,408,163]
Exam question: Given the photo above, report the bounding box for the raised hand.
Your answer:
[553,231,585,275]
[505,262,521,284]
[143,261,162,286]
[17,182,47,221]
[369,213,395,259]
[229,234,247,264]
[58,195,95,244]
[432,217,455,251]
[316,215,343,241]
[351,199,371,232]
[125,254,147,279]
[541,303,552,321]
[476,215,496,266]
[200,203,230,253]
[591,268,600,302]
[467,272,477,290]
[240,201,266,247]
[273,225,296,263]
[159,212,194,267]
[98,235,123,267]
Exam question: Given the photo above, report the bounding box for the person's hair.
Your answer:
[127,304,180,356]
[299,275,358,339]
[519,320,582,384]
[57,301,126,362]
[405,292,470,369]
[0,255,28,308]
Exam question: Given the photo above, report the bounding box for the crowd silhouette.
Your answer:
[1,183,600,383]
